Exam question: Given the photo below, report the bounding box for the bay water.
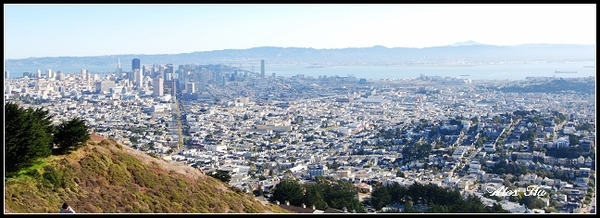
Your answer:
[4,61,595,81]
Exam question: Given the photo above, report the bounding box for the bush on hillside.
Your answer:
[52,117,91,154]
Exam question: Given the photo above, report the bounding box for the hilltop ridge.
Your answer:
[4,136,289,213]
[4,43,595,68]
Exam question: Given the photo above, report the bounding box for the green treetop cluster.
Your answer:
[5,102,90,176]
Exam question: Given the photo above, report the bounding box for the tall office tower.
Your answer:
[35,69,42,78]
[166,72,173,81]
[86,71,92,84]
[261,59,265,78]
[45,69,53,79]
[81,69,87,80]
[179,70,188,81]
[151,64,159,78]
[56,71,65,81]
[165,64,174,80]
[171,79,177,97]
[4,70,9,79]
[127,71,134,84]
[157,64,166,79]
[221,75,226,87]
[116,58,122,75]
[142,65,148,77]
[134,69,143,88]
[186,82,195,94]
[199,70,211,81]
[132,58,141,71]
[153,77,164,97]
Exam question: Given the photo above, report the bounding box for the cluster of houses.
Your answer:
[5,68,595,214]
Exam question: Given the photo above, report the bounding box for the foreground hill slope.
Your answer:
[4,137,289,213]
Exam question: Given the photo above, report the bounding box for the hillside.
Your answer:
[4,136,290,213]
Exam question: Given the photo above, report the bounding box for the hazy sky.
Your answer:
[4,4,596,59]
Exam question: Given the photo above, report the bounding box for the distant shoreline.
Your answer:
[268,61,591,68]
[6,61,596,81]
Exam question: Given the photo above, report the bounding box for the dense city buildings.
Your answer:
[3,59,596,214]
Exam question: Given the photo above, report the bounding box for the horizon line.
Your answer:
[5,42,595,60]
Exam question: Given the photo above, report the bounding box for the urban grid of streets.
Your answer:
[4,66,596,213]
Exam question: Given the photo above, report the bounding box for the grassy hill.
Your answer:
[4,137,290,213]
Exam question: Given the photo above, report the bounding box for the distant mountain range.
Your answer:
[4,43,595,68]
[447,40,479,46]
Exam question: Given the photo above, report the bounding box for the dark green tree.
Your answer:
[303,183,329,210]
[490,202,509,213]
[253,187,264,197]
[52,117,90,154]
[387,182,408,203]
[272,177,305,206]
[295,116,304,124]
[568,134,581,146]
[520,196,546,209]
[379,182,509,213]
[209,170,232,183]
[31,105,56,136]
[322,179,364,212]
[471,116,479,124]
[576,122,594,131]
[5,102,54,175]
[371,185,391,210]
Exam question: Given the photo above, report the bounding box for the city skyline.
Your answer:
[4,4,596,59]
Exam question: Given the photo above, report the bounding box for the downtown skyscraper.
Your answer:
[261,59,265,78]
[132,58,141,71]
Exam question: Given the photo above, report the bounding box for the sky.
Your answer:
[3,4,597,59]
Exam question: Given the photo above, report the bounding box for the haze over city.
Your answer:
[3,4,597,215]
[3,4,596,59]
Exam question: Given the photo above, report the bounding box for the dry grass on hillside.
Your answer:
[5,137,289,213]
[90,134,207,181]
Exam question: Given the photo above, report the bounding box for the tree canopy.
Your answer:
[271,177,305,206]
[5,102,54,175]
[209,170,232,183]
[270,176,364,212]
[371,182,510,213]
[5,102,91,176]
[53,117,91,154]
